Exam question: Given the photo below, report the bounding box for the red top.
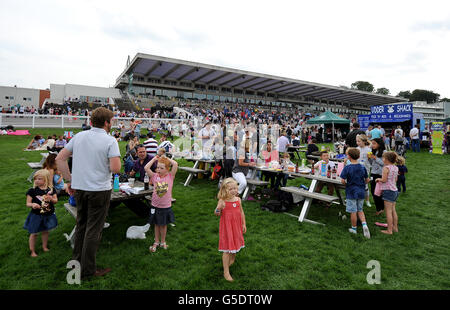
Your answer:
[218,200,245,253]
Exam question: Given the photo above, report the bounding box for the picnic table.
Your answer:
[287,145,306,160]
[241,165,315,200]
[244,163,346,225]
[240,166,273,200]
[179,158,216,187]
[26,153,50,182]
[281,172,346,225]
[63,181,153,248]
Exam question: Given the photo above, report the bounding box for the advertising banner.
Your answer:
[357,115,371,131]
[430,122,444,155]
[370,103,413,123]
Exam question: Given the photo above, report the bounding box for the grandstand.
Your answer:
[114,53,406,116]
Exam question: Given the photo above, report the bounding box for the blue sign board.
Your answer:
[357,115,371,131]
[370,103,413,123]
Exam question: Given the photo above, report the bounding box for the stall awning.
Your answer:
[306,111,351,124]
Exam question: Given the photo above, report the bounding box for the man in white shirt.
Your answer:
[56,107,121,280]
[198,122,216,155]
[409,124,420,152]
[277,131,291,153]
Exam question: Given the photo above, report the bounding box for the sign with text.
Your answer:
[357,115,371,131]
[430,122,444,155]
[370,103,413,123]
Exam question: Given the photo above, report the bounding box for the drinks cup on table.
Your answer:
[128,178,135,187]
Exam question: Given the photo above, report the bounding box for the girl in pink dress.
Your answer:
[215,178,246,282]
[144,155,178,252]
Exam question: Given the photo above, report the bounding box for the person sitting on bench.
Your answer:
[260,141,279,188]
[313,151,336,205]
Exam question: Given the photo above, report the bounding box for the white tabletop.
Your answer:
[302,173,345,185]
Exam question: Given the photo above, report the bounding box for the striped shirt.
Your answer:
[158,140,174,152]
[143,138,158,156]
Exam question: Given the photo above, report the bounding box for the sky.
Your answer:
[0,0,449,98]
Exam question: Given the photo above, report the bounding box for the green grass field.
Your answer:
[0,128,449,290]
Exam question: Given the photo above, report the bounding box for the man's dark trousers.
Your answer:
[73,190,111,278]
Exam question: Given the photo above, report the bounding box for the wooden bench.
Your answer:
[27,162,44,183]
[280,186,339,225]
[63,203,111,248]
[247,179,270,186]
[178,167,207,174]
[179,166,207,187]
[63,203,77,248]
[280,186,339,203]
[27,162,43,169]
[64,203,77,218]
[242,179,270,200]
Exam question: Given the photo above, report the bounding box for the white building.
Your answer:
[0,85,43,109]
[442,101,450,119]
[411,101,446,123]
[50,83,122,105]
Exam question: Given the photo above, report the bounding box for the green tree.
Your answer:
[410,89,440,103]
[376,87,390,95]
[439,97,450,102]
[397,90,411,99]
[350,81,374,92]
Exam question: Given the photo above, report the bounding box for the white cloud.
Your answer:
[0,0,449,97]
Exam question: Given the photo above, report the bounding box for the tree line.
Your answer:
[349,81,449,103]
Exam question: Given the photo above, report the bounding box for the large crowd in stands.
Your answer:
[1,96,361,120]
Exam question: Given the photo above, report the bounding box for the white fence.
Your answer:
[0,113,185,129]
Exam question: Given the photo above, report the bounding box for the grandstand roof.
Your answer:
[115,53,406,106]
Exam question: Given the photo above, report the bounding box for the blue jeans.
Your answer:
[411,139,420,152]
[346,199,364,213]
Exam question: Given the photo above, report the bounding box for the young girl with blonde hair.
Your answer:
[215,178,246,282]
[24,169,58,257]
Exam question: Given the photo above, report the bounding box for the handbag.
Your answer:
[374,181,383,196]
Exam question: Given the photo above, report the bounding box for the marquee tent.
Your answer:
[307,111,350,142]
